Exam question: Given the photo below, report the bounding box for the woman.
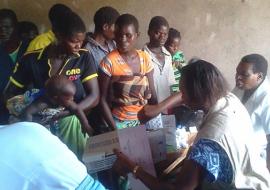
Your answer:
[4,11,99,159]
[99,14,157,130]
[113,60,270,189]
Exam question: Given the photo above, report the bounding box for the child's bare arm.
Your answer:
[23,98,49,121]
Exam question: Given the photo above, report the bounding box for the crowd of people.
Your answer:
[0,3,270,190]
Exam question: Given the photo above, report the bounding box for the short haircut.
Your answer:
[168,28,181,40]
[115,13,139,33]
[0,8,17,24]
[181,60,228,108]
[165,28,181,47]
[18,21,38,34]
[240,54,268,78]
[48,4,71,30]
[148,16,169,31]
[94,6,120,32]
[45,75,75,97]
[57,11,86,38]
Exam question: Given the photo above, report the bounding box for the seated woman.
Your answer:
[113,60,270,190]
[4,11,99,159]
[99,13,157,130]
[233,54,270,171]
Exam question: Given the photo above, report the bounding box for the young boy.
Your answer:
[84,6,120,69]
[142,16,176,103]
[23,75,93,136]
[84,6,119,134]
[165,28,186,93]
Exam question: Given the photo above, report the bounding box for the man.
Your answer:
[233,53,270,172]
[0,122,105,189]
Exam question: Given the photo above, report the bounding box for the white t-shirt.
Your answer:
[0,122,87,190]
[143,45,176,102]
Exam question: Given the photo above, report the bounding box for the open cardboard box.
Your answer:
[83,126,157,190]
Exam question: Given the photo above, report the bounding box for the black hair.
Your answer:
[48,4,72,30]
[240,54,268,78]
[165,28,181,47]
[94,6,120,33]
[181,60,228,108]
[0,8,17,24]
[168,28,181,40]
[45,75,75,97]
[57,11,86,38]
[115,13,139,33]
[18,21,38,36]
[148,16,169,31]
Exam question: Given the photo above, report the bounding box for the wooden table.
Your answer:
[155,132,197,178]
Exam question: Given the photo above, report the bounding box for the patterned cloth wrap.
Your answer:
[6,89,44,117]
[6,89,64,128]
[188,138,233,183]
[38,107,65,128]
[113,116,140,130]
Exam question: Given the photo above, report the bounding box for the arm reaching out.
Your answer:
[143,92,183,119]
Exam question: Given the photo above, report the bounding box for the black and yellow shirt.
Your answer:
[10,47,97,102]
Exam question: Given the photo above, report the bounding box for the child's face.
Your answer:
[49,83,76,107]
[57,94,74,107]
[149,25,169,47]
[115,24,138,53]
[166,37,181,55]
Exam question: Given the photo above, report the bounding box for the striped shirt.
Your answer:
[100,50,153,120]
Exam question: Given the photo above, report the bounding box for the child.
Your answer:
[99,14,157,130]
[84,6,120,134]
[24,75,93,136]
[165,28,186,93]
[84,6,120,69]
[143,16,176,103]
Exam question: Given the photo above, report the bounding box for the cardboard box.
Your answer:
[83,126,156,190]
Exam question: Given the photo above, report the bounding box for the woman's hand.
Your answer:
[80,121,94,136]
[113,149,136,176]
